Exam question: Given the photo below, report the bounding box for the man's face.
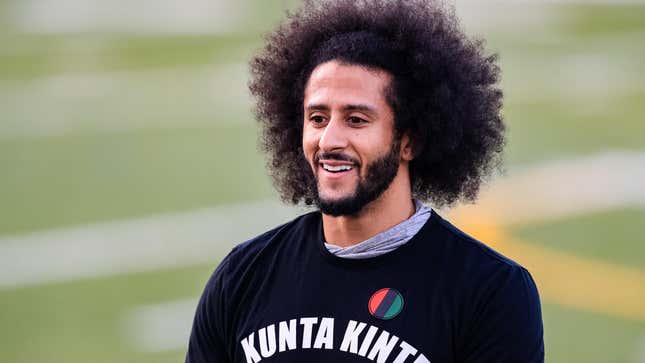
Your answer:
[302,60,403,216]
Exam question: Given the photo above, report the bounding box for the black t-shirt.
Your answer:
[186,210,544,363]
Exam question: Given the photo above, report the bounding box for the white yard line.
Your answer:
[1,150,644,290]
[122,298,198,352]
[505,53,644,110]
[457,0,645,33]
[4,52,642,141]
[0,62,251,141]
[450,150,645,226]
[0,199,303,289]
[11,0,248,35]
[13,0,644,36]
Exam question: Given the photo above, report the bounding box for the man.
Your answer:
[187,0,544,362]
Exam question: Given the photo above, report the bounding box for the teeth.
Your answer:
[322,164,353,172]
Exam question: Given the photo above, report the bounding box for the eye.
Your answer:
[310,115,326,125]
[347,116,366,125]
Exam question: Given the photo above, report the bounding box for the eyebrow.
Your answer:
[305,103,378,114]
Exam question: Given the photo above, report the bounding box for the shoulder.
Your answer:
[226,210,318,265]
[187,212,320,361]
[428,211,542,323]
[428,213,543,360]
[427,211,536,295]
[432,211,521,270]
[205,211,319,290]
[196,210,319,319]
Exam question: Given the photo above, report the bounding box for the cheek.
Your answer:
[301,127,318,159]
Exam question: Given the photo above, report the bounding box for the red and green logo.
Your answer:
[368,288,404,320]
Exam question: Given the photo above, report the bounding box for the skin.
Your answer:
[302,60,416,247]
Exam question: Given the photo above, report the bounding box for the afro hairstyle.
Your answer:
[249,0,505,207]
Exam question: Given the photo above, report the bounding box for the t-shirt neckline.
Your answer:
[313,209,439,267]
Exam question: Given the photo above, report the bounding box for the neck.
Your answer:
[321,166,415,247]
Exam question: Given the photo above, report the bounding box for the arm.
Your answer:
[186,254,233,363]
[462,266,544,363]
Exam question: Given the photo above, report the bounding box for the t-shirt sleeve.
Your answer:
[185,251,235,363]
[462,265,545,363]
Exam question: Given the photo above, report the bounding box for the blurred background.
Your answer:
[0,0,644,362]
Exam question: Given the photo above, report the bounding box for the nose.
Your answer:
[318,115,348,152]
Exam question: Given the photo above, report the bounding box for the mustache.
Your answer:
[314,152,360,166]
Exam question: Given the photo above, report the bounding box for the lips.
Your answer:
[313,153,359,180]
[316,160,357,179]
[320,161,354,173]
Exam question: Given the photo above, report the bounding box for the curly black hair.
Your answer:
[249,0,505,207]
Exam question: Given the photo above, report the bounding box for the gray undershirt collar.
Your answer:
[324,199,432,259]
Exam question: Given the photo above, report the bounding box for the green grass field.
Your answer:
[1,1,644,362]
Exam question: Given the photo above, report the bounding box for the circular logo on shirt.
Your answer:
[368,288,404,320]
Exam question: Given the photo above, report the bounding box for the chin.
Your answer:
[316,192,367,217]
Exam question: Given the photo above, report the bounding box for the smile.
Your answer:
[321,163,353,172]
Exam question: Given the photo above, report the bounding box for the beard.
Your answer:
[313,139,401,217]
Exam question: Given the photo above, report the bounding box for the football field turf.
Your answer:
[1,1,644,362]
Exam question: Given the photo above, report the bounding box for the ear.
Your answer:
[400,132,415,161]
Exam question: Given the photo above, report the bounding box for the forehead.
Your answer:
[303,60,392,107]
